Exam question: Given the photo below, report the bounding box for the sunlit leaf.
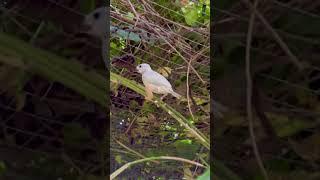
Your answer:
[115,155,123,164]
[184,8,198,26]
[197,168,210,180]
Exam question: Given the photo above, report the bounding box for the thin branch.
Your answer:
[110,156,207,180]
[114,139,160,164]
[187,47,209,120]
[243,0,304,70]
[61,153,84,176]
[110,9,210,59]
[149,1,209,35]
[245,0,269,179]
[111,72,210,149]
[143,21,207,84]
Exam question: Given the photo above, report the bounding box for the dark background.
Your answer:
[213,0,320,179]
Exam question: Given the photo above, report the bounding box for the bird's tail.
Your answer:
[170,91,181,99]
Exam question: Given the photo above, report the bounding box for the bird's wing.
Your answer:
[143,71,172,88]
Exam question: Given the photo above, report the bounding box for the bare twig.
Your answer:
[243,0,304,70]
[110,9,210,59]
[252,77,278,140]
[144,21,207,84]
[125,117,136,134]
[245,0,269,179]
[126,0,140,27]
[110,10,209,83]
[148,1,209,35]
[29,20,45,44]
[114,139,160,164]
[110,156,206,180]
[61,153,84,176]
[187,47,209,120]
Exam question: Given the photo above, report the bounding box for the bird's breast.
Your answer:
[147,84,169,94]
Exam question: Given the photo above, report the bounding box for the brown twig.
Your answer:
[126,0,140,27]
[187,46,210,119]
[242,0,304,71]
[245,0,269,179]
[110,10,208,84]
[144,21,206,84]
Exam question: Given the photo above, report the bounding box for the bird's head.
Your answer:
[83,7,106,38]
[136,63,152,74]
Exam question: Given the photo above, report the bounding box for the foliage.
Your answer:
[110,0,211,179]
[196,168,210,180]
[214,0,320,179]
[180,0,210,26]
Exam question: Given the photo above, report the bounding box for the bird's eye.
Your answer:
[93,12,100,19]
[139,65,141,68]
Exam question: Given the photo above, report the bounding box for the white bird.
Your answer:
[83,7,107,39]
[83,7,108,70]
[83,7,158,70]
[136,63,181,101]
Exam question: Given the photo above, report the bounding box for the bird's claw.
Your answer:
[160,94,168,101]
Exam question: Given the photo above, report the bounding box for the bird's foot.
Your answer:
[160,94,168,101]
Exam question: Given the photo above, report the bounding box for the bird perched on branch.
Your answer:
[136,63,181,101]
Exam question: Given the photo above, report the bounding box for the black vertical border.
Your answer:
[209,0,214,178]
[105,0,111,177]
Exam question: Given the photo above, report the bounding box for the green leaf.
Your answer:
[173,139,200,159]
[193,97,207,105]
[267,113,318,137]
[184,8,198,26]
[0,32,107,107]
[115,155,123,164]
[197,168,210,180]
[125,12,135,21]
